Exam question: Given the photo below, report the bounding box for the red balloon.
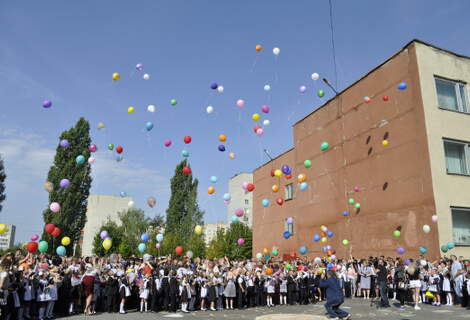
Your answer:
[382,95,389,102]
[285,174,292,179]
[253,125,261,133]
[26,242,38,253]
[175,246,184,256]
[290,251,296,258]
[270,169,275,177]
[182,166,192,175]
[183,136,192,144]
[246,183,255,192]
[51,227,61,237]
[44,224,55,234]
[276,197,284,206]
[116,146,124,154]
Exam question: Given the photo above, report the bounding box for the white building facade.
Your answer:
[0,225,15,250]
[204,222,227,245]
[227,173,253,227]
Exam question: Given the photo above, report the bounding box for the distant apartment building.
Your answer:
[204,222,227,245]
[227,173,253,227]
[0,225,15,250]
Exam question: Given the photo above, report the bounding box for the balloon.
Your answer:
[229,152,236,159]
[143,73,150,80]
[432,215,438,222]
[127,200,134,208]
[382,140,389,147]
[116,146,124,154]
[147,105,156,112]
[261,199,269,207]
[116,155,123,163]
[147,197,156,208]
[170,99,178,106]
[97,122,105,130]
[299,86,307,94]
[219,134,227,142]
[317,90,325,98]
[75,155,85,165]
[382,95,389,102]
[393,230,401,238]
[108,144,114,150]
[44,224,55,234]
[342,211,349,217]
[441,245,448,253]
[236,99,245,108]
[273,47,280,55]
[364,96,371,103]
[299,182,308,191]
[281,165,290,175]
[42,100,52,109]
[396,247,405,255]
[182,166,192,175]
[261,105,270,114]
[61,237,71,246]
[127,106,135,114]
[88,157,95,164]
[156,233,164,242]
[272,249,279,256]
[348,198,355,205]
[155,243,161,249]
[274,169,282,177]
[56,246,66,257]
[210,82,218,90]
[276,197,284,206]
[38,241,48,253]
[311,73,319,80]
[88,144,97,153]
[59,179,70,189]
[26,242,38,253]
[44,182,53,192]
[100,230,108,240]
[181,150,189,158]
[145,122,154,131]
[235,208,244,217]
[184,136,192,144]
[218,145,226,152]
[195,225,203,235]
[224,200,230,205]
[419,246,428,254]
[286,217,294,224]
[313,234,321,242]
[112,72,120,81]
[342,239,349,246]
[223,193,231,201]
[263,119,270,126]
[207,186,215,195]
[120,191,127,197]
[353,186,360,192]
[255,44,263,52]
[31,234,39,241]
[175,246,184,256]
[320,225,328,232]
[51,227,61,237]
[101,239,112,251]
[327,231,334,238]
[206,106,214,114]
[264,84,271,91]
[136,63,144,71]
[217,86,224,93]
[262,248,270,255]
[296,174,306,183]
[398,82,407,90]
[256,128,264,136]
[252,113,260,122]
[283,231,290,239]
[138,243,146,253]
[237,238,245,246]
[49,202,60,213]
[186,250,194,259]
[256,253,263,260]
[299,246,308,254]
[253,125,262,133]
[320,142,329,151]
[164,139,172,147]
[447,242,455,249]
[231,215,238,223]
[304,160,312,168]
[246,183,255,192]
[422,225,431,233]
[59,139,69,148]
[141,233,150,243]
[355,203,361,209]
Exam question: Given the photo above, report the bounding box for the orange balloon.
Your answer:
[208,186,215,195]
[327,250,333,256]
[218,134,227,142]
[297,174,307,183]
[272,184,280,193]
[262,248,270,255]
[255,44,263,52]
[265,267,273,275]
[320,232,327,238]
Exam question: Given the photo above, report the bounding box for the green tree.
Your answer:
[42,118,92,254]
[92,220,123,256]
[206,222,252,259]
[0,155,5,213]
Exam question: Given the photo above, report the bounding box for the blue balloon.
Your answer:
[281,165,290,175]
[231,215,238,223]
[223,193,231,201]
[313,234,321,242]
[283,231,291,239]
[262,199,269,207]
[116,154,124,162]
[56,246,66,257]
[210,82,218,90]
[327,231,334,238]
[181,150,190,158]
[141,233,150,243]
[145,122,154,131]
[299,182,308,191]
[218,145,226,152]
[156,233,164,242]
[419,246,428,254]
[210,176,218,183]
[138,243,146,253]
[447,242,455,249]
[342,211,349,217]
[75,155,85,165]
[398,82,407,90]
[327,263,334,270]
[299,246,308,255]
[120,191,127,197]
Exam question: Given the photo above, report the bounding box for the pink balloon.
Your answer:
[235,208,244,217]
[237,238,245,246]
[299,86,307,93]
[49,202,60,213]
[156,243,161,249]
[88,144,97,153]
[164,139,172,147]
[242,182,249,190]
[256,128,264,136]
[88,157,96,164]
[31,234,39,241]
[261,105,270,113]
[224,200,230,205]
[236,99,245,108]
[353,186,360,192]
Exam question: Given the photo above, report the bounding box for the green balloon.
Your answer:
[304,160,312,168]
[285,263,292,270]
[317,90,325,98]
[170,99,178,106]
[348,198,355,205]
[108,144,114,151]
[441,245,449,253]
[320,142,329,151]
[355,203,361,209]
[393,230,401,238]
[272,249,279,256]
[38,241,48,253]
[342,239,349,246]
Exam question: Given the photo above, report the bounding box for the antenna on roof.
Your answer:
[323,78,339,96]
[263,149,273,161]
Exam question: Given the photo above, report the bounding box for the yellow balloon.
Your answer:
[61,236,71,246]
[98,122,105,129]
[382,140,389,147]
[321,237,328,243]
[229,152,236,159]
[112,72,120,81]
[127,106,135,114]
[252,113,260,122]
[195,225,203,235]
[103,239,112,251]
[297,174,307,183]
[320,225,328,232]
[274,169,282,177]
[0,224,7,235]
[44,181,53,193]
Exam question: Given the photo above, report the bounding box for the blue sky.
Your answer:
[1,1,470,242]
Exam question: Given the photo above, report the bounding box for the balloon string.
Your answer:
[251,55,260,73]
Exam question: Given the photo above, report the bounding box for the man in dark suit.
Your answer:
[320,270,350,319]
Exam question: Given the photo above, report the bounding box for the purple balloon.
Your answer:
[104,236,112,241]
[210,82,218,90]
[100,230,108,240]
[156,243,161,249]
[396,247,405,255]
[299,86,307,93]
[218,145,226,152]
[59,179,70,188]
[286,217,294,224]
[42,100,52,108]
[30,234,39,241]
[59,139,69,148]
[281,165,290,175]
[237,238,245,246]
[136,63,144,71]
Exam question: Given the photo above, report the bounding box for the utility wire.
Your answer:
[328,0,338,89]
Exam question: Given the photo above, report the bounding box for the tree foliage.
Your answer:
[0,155,6,213]
[206,222,252,260]
[42,118,92,254]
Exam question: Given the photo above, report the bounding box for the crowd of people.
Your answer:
[0,250,468,319]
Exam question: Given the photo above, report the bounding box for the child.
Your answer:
[442,270,452,306]
[46,273,59,319]
[207,278,217,311]
[266,277,275,307]
[279,273,287,305]
[200,279,208,311]
[119,277,131,314]
[180,276,191,313]
[428,268,441,306]
[223,273,236,310]
[139,275,150,313]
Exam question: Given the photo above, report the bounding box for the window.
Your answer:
[452,207,470,245]
[243,215,248,222]
[284,219,294,235]
[435,77,468,113]
[285,184,294,200]
[444,139,469,175]
[244,199,249,205]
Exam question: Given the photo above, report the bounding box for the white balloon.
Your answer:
[206,106,214,114]
[263,119,270,126]
[87,157,95,164]
[314,257,322,265]
[311,73,320,81]
[217,86,224,93]
[422,224,431,233]
[143,73,150,80]
[431,215,438,223]
[256,253,263,260]
[186,250,194,258]
[420,260,427,266]
[273,47,280,56]
[127,200,134,208]
[264,84,271,91]
[147,105,155,113]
